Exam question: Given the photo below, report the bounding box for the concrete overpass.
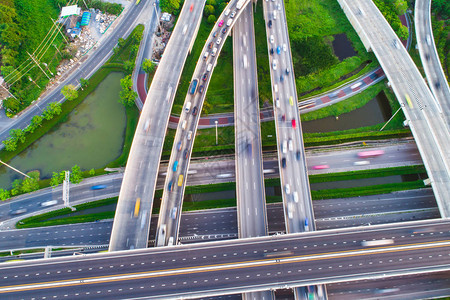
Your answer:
[109,0,206,251]
[337,0,450,217]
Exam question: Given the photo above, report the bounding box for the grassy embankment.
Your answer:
[16,165,426,228]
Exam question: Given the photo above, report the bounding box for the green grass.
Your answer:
[171,19,234,115]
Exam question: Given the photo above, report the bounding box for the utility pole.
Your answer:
[380,105,403,131]
[50,18,70,44]
[63,171,76,211]
[215,120,218,145]
[27,52,51,80]
[28,76,41,89]
[0,78,18,100]
[0,160,30,178]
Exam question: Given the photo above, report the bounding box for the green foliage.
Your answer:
[0,189,11,201]
[160,0,181,15]
[50,172,60,187]
[70,165,83,184]
[292,36,338,76]
[89,168,96,176]
[207,14,216,24]
[80,78,89,89]
[21,176,39,193]
[204,5,215,16]
[118,37,126,48]
[142,58,155,73]
[432,0,450,19]
[119,75,137,106]
[391,0,408,15]
[124,60,134,73]
[61,84,79,101]
[10,128,25,143]
[373,0,408,40]
[2,137,17,151]
[11,178,22,196]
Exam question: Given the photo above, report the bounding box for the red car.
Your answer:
[190,4,194,12]
[291,119,296,128]
[218,20,224,27]
[202,73,208,81]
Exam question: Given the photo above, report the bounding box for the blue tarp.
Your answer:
[80,12,91,26]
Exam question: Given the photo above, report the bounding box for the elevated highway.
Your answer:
[109,0,206,251]
[1,219,449,299]
[337,0,450,216]
[415,0,450,114]
[155,0,253,246]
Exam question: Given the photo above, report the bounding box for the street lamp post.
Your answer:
[215,120,218,145]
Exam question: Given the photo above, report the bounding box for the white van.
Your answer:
[274,84,278,93]
[212,47,218,57]
[185,101,191,113]
[276,98,280,108]
[224,8,231,16]
[243,55,248,69]
[293,192,298,203]
[282,140,287,153]
[226,19,233,27]
[181,120,187,130]
[207,63,213,72]
[187,131,193,140]
[41,200,58,207]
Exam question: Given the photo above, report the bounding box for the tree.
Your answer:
[10,128,25,143]
[42,108,54,121]
[124,60,135,73]
[391,0,408,15]
[142,59,155,74]
[50,172,61,186]
[31,115,43,128]
[118,37,126,48]
[207,15,217,25]
[204,5,215,16]
[0,188,10,201]
[89,168,96,176]
[119,75,137,106]
[11,179,22,196]
[48,102,62,115]
[61,84,78,101]
[70,165,83,184]
[3,137,17,151]
[206,0,216,6]
[160,0,180,14]
[21,176,39,193]
[80,78,89,89]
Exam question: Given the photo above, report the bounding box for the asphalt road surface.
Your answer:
[0,219,449,299]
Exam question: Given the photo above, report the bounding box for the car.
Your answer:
[91,185,107,190]
[280,74,284,82]
[208,41,214,49]
[173,161,179,172]
[426,35,431,45]
[203,51,209,60]
[288,139,293,151]
[288,203,293,219]
[276,98,280,108]
[213,31,218,38]
[291,119,296,128]
[198,85,204,94]
[285,184,290,194]
[192,106,198,116]
[354,160,370,166]
[269,35,274,43]
[143,119,150,132]
[171,207,177,219]
[190,4,194,12]
[304,218,309,230]
[277,3,281,10]
[293,192,298,203]
[282,140,287,153]
[222,27,228,34]
[41,200,58,207]
[168,180,174,191]
[273,11,277,19]
[11,208,27,215]
[216,37,222,44]
[176,141,182,151]
[224,8,231,16]
[212,47,218,56]
[281,114,286,121]
[435,81,441,89]
[181,120,187,130]
[425,53,430,61]
[207,63,213,72]
[312,164,329,170]
[296,151,301,160]
[285,68,290,75]
[392,39,400,49]
[247,143,252,155]
[182,25,188,35]
[187,131,193,140]
[272,60,277,70]
[183,149,189,159]
[230,11,236,18]
[268,20,272,28]
[243,55,248,68]
[274,84,278,93]
[282,43,287,51]
[226,19,233,27]
[270,48,274,55]
[218,20,224,27]
[281,157,286,168]
[202,73,208,81]
[289,96,294,106]
[276,46,281,54]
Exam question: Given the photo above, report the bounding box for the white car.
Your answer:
[276,98,280,108]
[293,192,298,203]
[282,140,287,153]
[354,160,370,166]
[187,131,193,140]
[273,11,277,19]
[272,59,277,70]
[277,3,281,11]
[285,184,291,194]
[287,202,293,219]
[288,139,293,151]
[270,35,274,44]
[216,37,222,45]
[282,43,287,51]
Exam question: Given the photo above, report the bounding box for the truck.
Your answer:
[189,79,198,95]
[156,224,166,247]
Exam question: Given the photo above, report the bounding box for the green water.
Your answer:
[0,72,126,189]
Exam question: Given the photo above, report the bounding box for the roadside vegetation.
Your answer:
[0,25,143,198]
[16,165,427,228]
[431,1,449,79]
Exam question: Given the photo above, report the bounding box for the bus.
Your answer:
[361,239,394,247]
[134,198,141,217]
[135,0,141,5]
[178,174,184,186]
[357,150,385,158]
[405,94,413,108]
[236,0,246,9]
